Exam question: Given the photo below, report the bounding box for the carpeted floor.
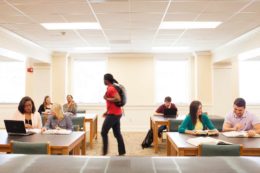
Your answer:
[86,132,167,156]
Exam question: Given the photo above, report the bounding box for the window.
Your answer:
[155,58,190,104]
[239,60,260,104]
[73,58,107,104]
[0,61,25,103]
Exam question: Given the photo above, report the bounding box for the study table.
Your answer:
[0,130,86,155]
[1,155,260,173]
[167,132,260,156]
[77,113,98,149]
[151,115,223,153]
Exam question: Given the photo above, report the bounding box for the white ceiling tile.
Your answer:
[168,1,208,13]
[131,1,168,13]
[164,13,198,21]
[91,1,129,13]
[204,0,251,13]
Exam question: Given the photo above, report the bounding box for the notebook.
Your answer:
[163,108,177,118]
[4,120,35,136]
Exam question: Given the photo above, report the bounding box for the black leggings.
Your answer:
[101,114,126,155]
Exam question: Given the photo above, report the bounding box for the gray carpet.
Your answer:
[86,132,167,156]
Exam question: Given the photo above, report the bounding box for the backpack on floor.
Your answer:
[141,129,153,149]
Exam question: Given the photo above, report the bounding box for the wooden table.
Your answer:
[0,130,86,155]
[167,132,260,156]
[1,155,260,173]
[77,113,98,148]
[151,115,224,153]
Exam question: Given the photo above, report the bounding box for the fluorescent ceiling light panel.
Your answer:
[152,47,191,52]
[71,47,110,53]
[238,48,260,61]
[0,48,26,61]
[41,22,102,30]
[159,21,222,29]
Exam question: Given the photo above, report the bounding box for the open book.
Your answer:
[194,130,219,136]
[43,129,72,135]
[222,131,260,138]
[186,137,232,146]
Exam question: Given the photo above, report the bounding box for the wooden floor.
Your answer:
[86,132,167,156]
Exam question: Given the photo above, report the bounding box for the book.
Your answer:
[222,131,260,138]
[43,129,72,135]
[194,130,219,136]
[186,136,232,146]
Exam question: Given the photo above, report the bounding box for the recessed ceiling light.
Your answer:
[159,21,222,29]
[152,47,191,52]
[41,22,102,30]
[0,48,26,61]
[70,47,110,53]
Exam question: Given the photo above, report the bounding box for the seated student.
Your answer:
[178,100,218,135]
[223,98,260,137]
[42,103,73,131]
[154,96,178,137]
[13,96,42,129]
[38,96,53,114]
[63,95,77,116]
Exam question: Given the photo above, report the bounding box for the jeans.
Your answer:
[101,114,126,155]
[158,125,167,137]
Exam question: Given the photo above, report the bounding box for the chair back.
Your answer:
[168,119,183,132]
[76,110,86,114]
[198,144,242,156]
[211,118,224,131]
[11,141,51,154]
[71,116,86,131]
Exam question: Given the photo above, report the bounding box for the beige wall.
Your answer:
[107,54,155,105]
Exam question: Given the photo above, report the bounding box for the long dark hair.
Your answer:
[43,96,50,107]
[189,100,202,125]
[104,73,118,84]
[18,96,36,114]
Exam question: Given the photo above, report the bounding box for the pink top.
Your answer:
[12,110,43,128]
[224,110,260,131]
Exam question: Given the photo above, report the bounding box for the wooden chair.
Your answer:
[211,119,225,131]
[198,144,242,156]
[168,119,183,132]
[10,141,51,154]
[71,116,86,131]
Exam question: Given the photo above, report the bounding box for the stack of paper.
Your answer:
[222,131,260,138]
[43,129,72,135]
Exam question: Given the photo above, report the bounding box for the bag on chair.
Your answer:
[141,129,153,149]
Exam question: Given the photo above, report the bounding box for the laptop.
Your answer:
[163,109,177,118]
[4,120,35,136]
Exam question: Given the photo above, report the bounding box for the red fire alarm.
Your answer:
[27,67,33,73]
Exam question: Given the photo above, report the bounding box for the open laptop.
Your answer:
[4,120,35,136]
[163,109,177,118]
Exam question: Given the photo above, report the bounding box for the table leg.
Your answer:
[153,122,159,153]
[90,121,93,149]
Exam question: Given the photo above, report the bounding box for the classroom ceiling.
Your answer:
[0,0,260,53]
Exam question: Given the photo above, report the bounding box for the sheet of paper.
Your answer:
[43,129,72,135]
[222,131,260,138]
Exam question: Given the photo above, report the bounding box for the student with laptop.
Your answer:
[222,98,260,137]
[12,96,42,129]
[154,96,178,138]
[178,100,219,135]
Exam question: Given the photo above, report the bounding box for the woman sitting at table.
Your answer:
[178,100,219,135]
[13,96,42,129]
[42,103,73,131]
[38,95,53,114]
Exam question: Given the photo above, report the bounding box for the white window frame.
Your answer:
[0,61,25,103]
[239,59,260,105]
[155,57,190,104]
[72,57,107,104]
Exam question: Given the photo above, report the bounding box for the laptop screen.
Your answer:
[4,120,27,134]
[163,109,177,118]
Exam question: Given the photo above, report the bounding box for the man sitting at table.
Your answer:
[154,96,178,138]
[223,98,260,137]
